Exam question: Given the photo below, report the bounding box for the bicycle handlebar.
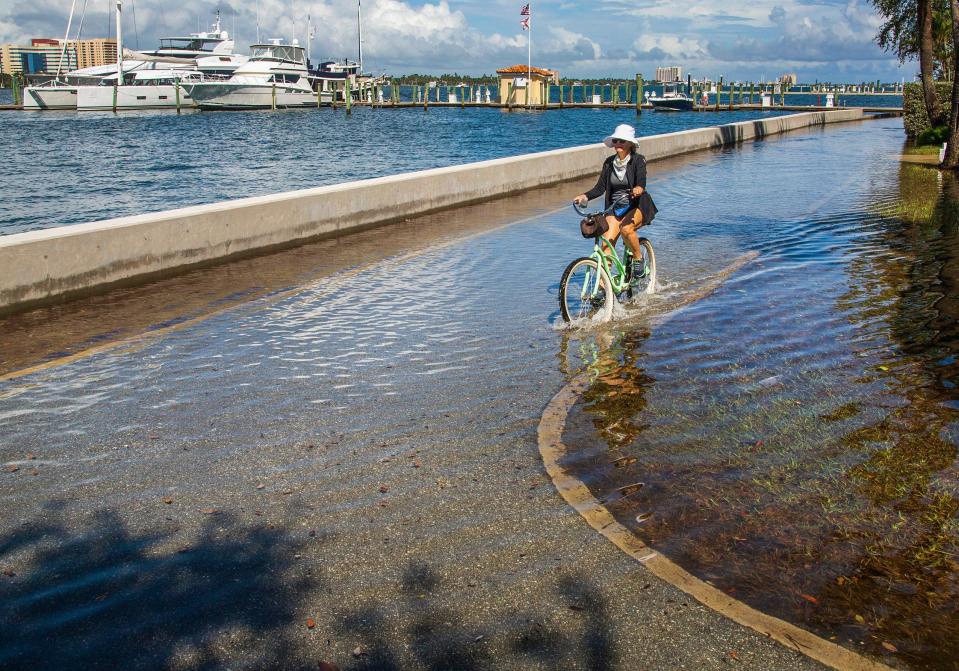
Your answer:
[572,195,632,218]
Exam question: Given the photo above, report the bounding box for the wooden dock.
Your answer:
[350,101,903,116]
[1,101,902,115]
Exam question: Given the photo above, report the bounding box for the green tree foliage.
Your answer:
[874,0,920,61]
[873,0,948,125]
[903,81,952,135]
[873,0,953,77]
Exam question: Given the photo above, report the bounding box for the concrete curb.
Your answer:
[537,253,895,671]
[0,109,864,313]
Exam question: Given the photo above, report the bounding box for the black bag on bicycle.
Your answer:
[580,214,608,238]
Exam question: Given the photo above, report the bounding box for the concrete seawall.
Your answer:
[0,109,863,313]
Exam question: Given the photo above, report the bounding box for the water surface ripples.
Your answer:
[0,99,798,234]
[3,116,952,670]
[559,119,959,669]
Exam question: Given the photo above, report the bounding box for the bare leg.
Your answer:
[601,215,623,256]
[620,211,644,258]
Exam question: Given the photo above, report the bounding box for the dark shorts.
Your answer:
[614,191,658,227]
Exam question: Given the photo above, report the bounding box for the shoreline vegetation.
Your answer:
[386,72,905,90]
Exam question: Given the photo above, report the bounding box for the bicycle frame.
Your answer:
[572,200,634,303]
[591,236,630,295]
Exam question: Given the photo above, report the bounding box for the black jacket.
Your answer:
[585,152,648,208]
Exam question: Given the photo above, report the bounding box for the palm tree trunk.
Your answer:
[944,0,959,168]
[921,0,947,126]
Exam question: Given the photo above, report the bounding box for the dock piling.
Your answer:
[345,78,351,114]
[715,77,722,112]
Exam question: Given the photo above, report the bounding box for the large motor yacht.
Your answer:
[24,12,247,111]
[185,40,336,109]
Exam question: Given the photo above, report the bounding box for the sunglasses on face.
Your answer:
[611,139,628,144]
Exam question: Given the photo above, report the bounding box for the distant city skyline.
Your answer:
[0,0,915,81]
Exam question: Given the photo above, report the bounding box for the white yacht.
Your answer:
[25,11,247,111]
[185,40,333,109]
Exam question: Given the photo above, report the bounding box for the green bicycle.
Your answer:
[559,200,657,323]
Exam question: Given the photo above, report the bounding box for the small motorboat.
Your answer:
[648,83,694,112]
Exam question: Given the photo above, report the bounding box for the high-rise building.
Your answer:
[75,39,117,69]
[655,66,683,83]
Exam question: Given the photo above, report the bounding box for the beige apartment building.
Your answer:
[76,38,117,69]
[655,66,683,83]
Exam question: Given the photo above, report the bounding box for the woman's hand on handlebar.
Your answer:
[573,194,588,205]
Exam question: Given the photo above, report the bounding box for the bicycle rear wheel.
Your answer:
[632,238,657,295]
[559,257,613,323]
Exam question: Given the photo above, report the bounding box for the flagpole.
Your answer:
[527,0,531,108]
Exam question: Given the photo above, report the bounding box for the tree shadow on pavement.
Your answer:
[0,503,320,671]
[339,562,617,671]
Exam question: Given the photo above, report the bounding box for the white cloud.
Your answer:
[0,0,910,79]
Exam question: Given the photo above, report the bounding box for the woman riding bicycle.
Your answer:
[573,124,657,281]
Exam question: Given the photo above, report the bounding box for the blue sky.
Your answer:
[0,0,914,81]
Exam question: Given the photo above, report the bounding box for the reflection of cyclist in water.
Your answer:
[573,124,658,281]
[558,330,655,452]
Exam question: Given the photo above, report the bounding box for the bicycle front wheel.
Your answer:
[559,257,614,323]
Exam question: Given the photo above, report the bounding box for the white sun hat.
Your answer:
[603,123,638,148]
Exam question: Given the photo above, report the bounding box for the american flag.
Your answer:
[520,16,530,30]
[520,3,530,15]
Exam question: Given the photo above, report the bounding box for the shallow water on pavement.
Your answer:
[1,116,950,670]
[559,119,959,670]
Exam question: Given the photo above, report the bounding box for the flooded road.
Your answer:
[1,116,952,670]
[559,120,959,669]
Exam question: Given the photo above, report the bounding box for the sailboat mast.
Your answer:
[56,0,78,78]
[357,0,363,74]
[115,0,122,85]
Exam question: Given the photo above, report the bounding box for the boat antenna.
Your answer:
[55,0,78,78]
[357,0,363,74]
[131,0,138,50]
[290,0,295,44]
[306,10,312,63]
[255,0,260,43]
